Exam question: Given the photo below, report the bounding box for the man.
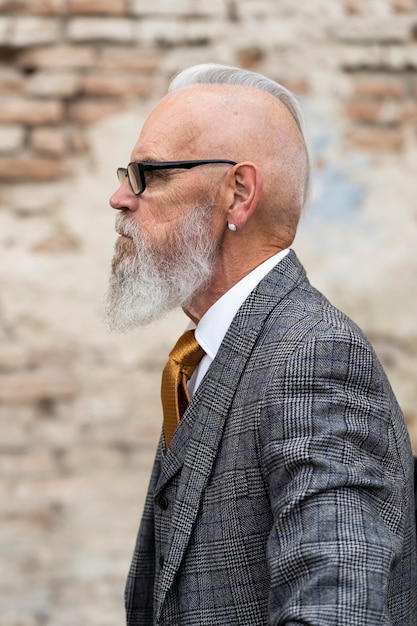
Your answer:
[106,64,417,625]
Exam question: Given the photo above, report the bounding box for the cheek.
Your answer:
[141,188,192,227]
[211,205,228,235]
[202,187,228,236]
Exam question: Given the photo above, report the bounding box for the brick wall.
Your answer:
[1,0,417,198]
[1,2,417,624]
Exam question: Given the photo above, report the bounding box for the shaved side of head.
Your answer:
[159,79,309,246]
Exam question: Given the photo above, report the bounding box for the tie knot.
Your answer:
[169,330,205,369]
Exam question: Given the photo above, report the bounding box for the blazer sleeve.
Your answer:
[259,330,413,625]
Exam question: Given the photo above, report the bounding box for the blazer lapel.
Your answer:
[155,323,261,621]
[154,322,260,495]
[155,250,306,620]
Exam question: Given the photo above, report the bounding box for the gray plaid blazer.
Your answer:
[125,250,417,625]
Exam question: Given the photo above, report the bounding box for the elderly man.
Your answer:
[106,64,417,625]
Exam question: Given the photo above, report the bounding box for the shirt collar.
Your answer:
[194,249,290,360]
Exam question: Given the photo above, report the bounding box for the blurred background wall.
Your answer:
[1,1,417,624]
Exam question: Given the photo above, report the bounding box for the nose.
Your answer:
[109,178,138,212]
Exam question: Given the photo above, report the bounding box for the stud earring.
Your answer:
[228,223,237,232]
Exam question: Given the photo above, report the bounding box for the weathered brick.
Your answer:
[0,16,11,41]
[352,74,406,98]
[32,229,81,252]
[64,445,124,472]
[0,156,70,181]
[97,47,161,72]
[345,127,404,149]
[30,127,67,155]
[134,17,220,46]
[69,129,90,153]
[130,0,226,17]
[0,368,77,403]
[68,0,126,15]
[0,417,30,451]
[34,418,77,450]
[0,98,64,124]
[340,0,362,13]
[3,182,66,215]
[383,44,417,69]
[346,100,383,123]
[0,344,32,372]
[410,79,417,102]
[237,0,294,20]
[390,0,416,12]
[0,0,65,14]
[402,103,417,121]
[1,450,56,477]
[280,77,311,95]
[236,47,265,70]
[67,99,126,123]
[17,45,96,70]
[0,0,19,10]
[0,125,25,152]
[331,17,412,43]
[67,18,135,43]
[3,17,63,47]
[0,69,26,94]
[26,71,81,98]
[3,497,65,530]
[81,73,153,97]
[341,43,417,70]
[341,44,383,70]
[380,101,404,124]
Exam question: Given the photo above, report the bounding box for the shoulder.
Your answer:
[256,251,374,363]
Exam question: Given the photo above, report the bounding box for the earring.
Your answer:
[228,223,237,232]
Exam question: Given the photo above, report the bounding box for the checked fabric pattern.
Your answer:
[125,250,417,626]
[161,330,204,449]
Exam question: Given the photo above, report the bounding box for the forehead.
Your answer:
[131,83,291,161]
[132,90,211,159]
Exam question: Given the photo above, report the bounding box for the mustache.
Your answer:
[114,213,139,238]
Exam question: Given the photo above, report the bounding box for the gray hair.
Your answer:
[169,63,313,209]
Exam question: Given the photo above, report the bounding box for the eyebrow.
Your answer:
[131,155,165,164]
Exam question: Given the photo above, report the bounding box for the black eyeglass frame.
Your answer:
[117,159,237,195]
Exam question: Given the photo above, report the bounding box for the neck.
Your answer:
[184,241,284,323]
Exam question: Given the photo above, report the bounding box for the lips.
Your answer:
[117,233,134,245]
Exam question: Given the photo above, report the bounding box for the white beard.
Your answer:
[104,199,219,331]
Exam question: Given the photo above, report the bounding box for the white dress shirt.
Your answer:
[187,248,290,397]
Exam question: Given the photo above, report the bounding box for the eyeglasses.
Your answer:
[116,159,237,195]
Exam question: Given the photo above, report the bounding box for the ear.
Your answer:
[226,162,263,231]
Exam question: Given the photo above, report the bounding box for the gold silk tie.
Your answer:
[161,330,205,449]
